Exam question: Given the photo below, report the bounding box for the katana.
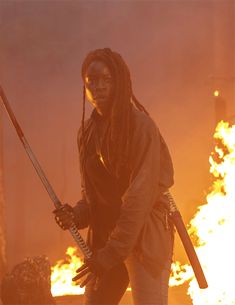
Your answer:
[0,86,92,259]
[164,191,208,289]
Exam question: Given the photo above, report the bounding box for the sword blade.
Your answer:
[0,87,92,259]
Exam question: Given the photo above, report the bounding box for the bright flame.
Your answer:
[214,90,220,97]
[170,120,235,304]
[169,261,194,287]
[51,246,84,296]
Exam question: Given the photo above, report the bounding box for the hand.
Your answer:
[53,204,75,230]
[72,254,107,288]
[72,261,97,288]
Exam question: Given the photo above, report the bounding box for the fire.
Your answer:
[51,246,84,296]
[170,120,235,304]
[51,121,235,303]
[214,90,220,97]
[169,261,194,287]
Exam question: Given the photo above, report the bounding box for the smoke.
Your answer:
[0,1,234,276]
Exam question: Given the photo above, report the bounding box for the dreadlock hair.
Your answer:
[81,48,149,178]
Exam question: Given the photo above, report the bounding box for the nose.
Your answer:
[95,78,106,90]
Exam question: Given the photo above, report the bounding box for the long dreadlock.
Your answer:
[81,48,148,178]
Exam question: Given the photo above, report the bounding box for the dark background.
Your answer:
[0,1,234,302]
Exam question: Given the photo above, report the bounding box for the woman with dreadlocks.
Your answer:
[54,48,174,305]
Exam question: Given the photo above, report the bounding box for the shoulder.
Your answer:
[131,107,160,138]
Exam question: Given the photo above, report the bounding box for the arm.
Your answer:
[72,200,90,230]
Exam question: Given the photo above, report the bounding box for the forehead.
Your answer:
[85,60,111,76]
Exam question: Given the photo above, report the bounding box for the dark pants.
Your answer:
[84,262,129,305]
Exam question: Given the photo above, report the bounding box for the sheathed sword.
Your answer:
[164,191,208,289]
[0,86,92,260]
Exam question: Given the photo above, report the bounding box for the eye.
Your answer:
[85,76,96,85]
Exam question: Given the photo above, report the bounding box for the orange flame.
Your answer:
[51,246,84,296]
[170,120,235,304]
[169,261,194,287]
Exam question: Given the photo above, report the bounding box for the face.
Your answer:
[84,60,113,116]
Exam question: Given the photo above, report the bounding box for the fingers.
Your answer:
[53,204,75,230]
[72,266,90,282]
[55,215,72,230]
[76,263,89,273]
[53,204,73,216]
[72,261,100,289]
[55,213,73,223]
[80,273,96,288]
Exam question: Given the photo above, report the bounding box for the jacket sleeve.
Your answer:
[96,115,162,268]
[73,199,90,230]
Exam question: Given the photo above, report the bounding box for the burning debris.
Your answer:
[1,255,54,305]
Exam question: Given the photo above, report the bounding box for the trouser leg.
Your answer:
[84,262,129,305]
[125,254,172,305]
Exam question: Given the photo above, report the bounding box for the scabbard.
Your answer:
[164,191,208,289]
[171,211,208,289]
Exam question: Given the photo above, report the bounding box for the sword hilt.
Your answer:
[69,223,92,259]
[163,190,179,214]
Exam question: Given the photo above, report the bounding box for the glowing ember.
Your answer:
[51,246,84,296]
[214,90,220,97]
[170,120,235,304]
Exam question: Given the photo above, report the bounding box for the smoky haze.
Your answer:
[0,0,234,274]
